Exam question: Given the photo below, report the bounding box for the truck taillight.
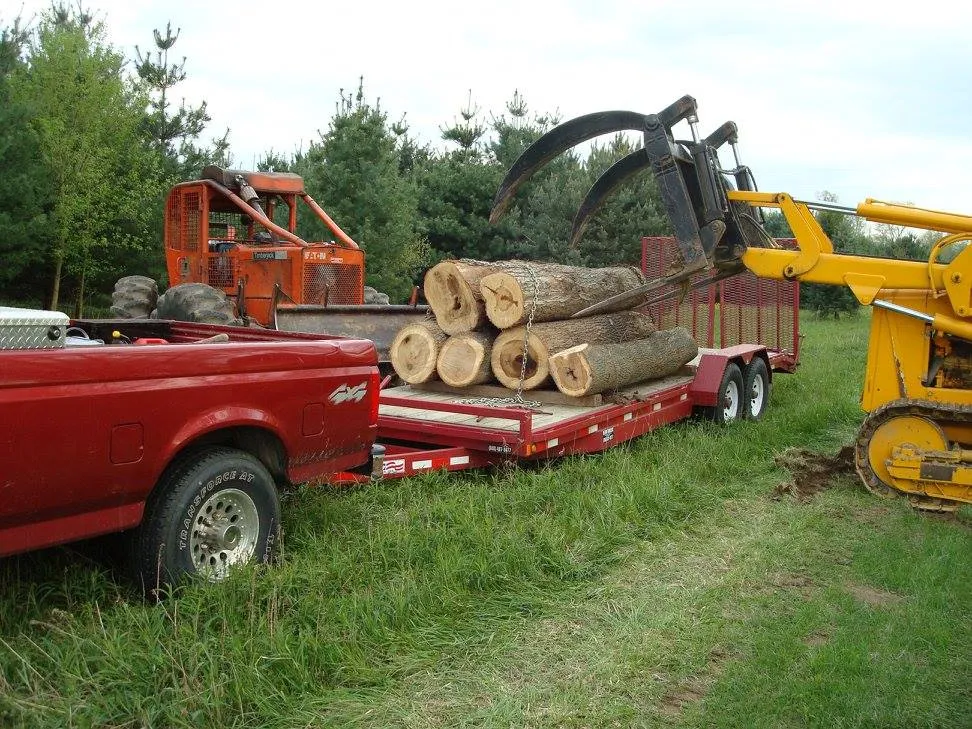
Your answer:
[369,370,381,426]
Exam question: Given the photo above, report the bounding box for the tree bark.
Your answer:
[436,331,494,387]
[549,327,698,397]
[49,255,63,311]
[390,320,448,384]
[479,262,645,329]
[491,310,657,390]
[423,259,520,334]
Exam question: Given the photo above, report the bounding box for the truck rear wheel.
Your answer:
[109,275,159,319]
[155,283,241,326]
[135,446,281,593]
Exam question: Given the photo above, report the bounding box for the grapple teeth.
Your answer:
[570,148,650,247]
[489,110,650,224]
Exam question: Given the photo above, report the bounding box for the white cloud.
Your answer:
[7,0,972,213]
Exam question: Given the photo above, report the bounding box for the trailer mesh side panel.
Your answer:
[641,236,799,361]
[718,238,798,360]
[641,236,716,347]
[302,263,364,305]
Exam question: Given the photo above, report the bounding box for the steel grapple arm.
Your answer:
[490,95,770,315]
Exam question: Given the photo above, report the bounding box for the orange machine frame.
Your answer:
[163,172,366,325]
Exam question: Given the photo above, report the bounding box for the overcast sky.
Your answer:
[8,0,972,216]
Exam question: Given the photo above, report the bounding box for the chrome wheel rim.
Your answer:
[189,488,259,579]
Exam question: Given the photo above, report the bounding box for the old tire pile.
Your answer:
[109,275,159,319]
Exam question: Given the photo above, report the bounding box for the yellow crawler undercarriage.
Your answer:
[856,400,972,511]
[853,293,972,511]
[736,193,972,511]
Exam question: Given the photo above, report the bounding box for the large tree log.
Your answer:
[479,262,645,329]
[436,331,494,387]
[390,320,448,384]
[491,311,657,390]
[423,259,519,334]
[549,327,698,397]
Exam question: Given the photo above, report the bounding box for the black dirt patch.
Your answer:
[772,445,856,502]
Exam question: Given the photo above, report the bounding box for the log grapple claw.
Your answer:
[490,95,769,309]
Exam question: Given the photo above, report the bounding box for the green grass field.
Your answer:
[1,313,970,728]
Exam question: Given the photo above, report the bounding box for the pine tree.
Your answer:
[134,22,229,181]
[298,80,428,301]
[0,17,53,305]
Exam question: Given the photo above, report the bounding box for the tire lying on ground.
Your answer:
[154,282,242,326]
[109,275,159,319]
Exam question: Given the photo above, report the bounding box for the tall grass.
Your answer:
[1,312,968,728]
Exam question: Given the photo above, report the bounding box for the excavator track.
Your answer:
[854,398,972,512]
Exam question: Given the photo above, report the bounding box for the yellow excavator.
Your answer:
[490,95,972,511]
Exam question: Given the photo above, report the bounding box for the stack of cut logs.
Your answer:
[390,259,699,398]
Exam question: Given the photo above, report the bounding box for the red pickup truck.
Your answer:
[0,314,380,590]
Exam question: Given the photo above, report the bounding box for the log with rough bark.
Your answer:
[436,331,494,387]
[549,327,699,397]
[490,310,657,390]
[423,259,520,334]
[390,320,448,384]
[479,262,645,329]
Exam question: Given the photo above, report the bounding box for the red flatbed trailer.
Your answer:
[337,237,800,483]
[335,345,790,483]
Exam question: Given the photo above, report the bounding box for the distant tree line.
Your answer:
[0,5,938,316]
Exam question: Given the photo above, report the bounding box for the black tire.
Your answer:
[109,275,158,319]
[742,357,770,421]
[135,446,281,593]
[708,362,744,424]
[363,286,390,305]
[155,282,241,326]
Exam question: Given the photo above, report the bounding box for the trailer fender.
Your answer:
[690,345,769,408]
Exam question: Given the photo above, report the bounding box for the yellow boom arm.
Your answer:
[732,191,972,319]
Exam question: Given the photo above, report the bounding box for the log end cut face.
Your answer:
[480,271,525,329]
[423,262,481,335]
[548,343,592,397]
[437,335,491,387]
[390,322,445,384]
[491,331,548,390]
